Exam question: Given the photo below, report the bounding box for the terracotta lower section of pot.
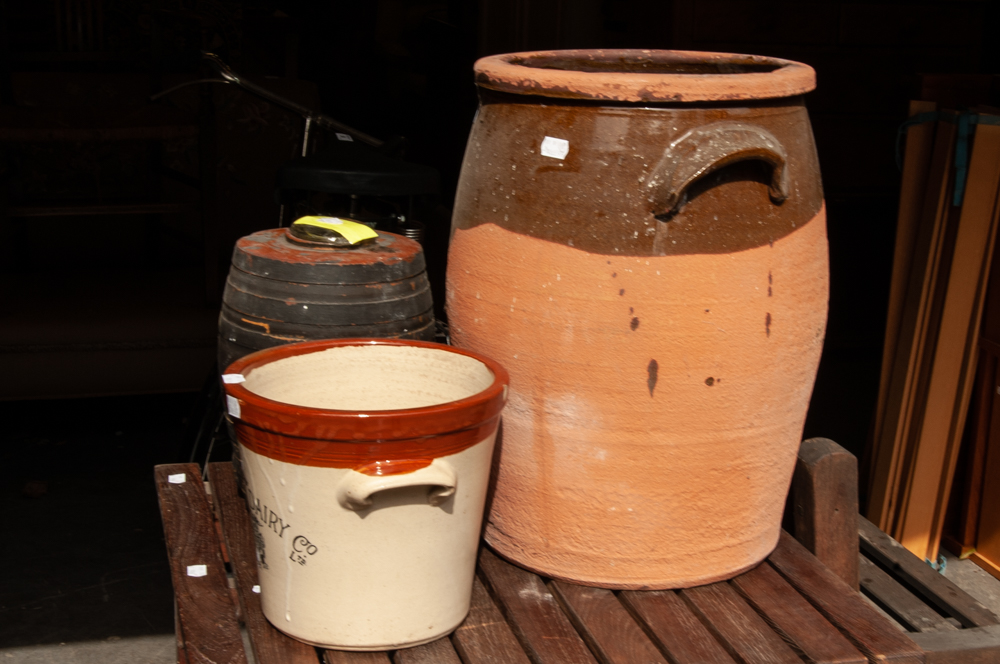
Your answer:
[446,206,828,589]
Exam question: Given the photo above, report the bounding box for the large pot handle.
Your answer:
[646,121,790,218]
[335,458,457,510]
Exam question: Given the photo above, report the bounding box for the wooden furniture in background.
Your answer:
[868,104,1000,564]
[895,119,1000,561]
[156,440,929,664]
[859,517,1000,664]
[868,108,957,540]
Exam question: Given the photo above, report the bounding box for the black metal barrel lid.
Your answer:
[230,228,427,284]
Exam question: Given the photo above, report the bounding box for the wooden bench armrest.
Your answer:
[790,437,860,589]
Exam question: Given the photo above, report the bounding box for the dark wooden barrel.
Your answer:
[218,228,435,370]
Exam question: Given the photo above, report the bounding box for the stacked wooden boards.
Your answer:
[868,102,1000,564]
[944,254,1000,579]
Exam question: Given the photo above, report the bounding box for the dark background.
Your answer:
[1,0,997,649]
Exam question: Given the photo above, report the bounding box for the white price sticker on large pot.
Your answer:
[540,136,570,160]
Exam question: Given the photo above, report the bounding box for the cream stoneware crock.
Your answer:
[222,338,508,650]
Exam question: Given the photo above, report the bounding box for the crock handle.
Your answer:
[646,121,790,218]
[335,458,457,511]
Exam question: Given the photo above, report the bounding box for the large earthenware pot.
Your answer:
[222,338,508,650]
[446,50,828,588]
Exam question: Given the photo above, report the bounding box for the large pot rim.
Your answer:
[474,49,815,103]
[223,338,509,445]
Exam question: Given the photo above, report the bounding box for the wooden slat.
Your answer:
[394,637,463,664]
[969,551,1000,582]
[892,198,963,544]
[477,548,597,664]
[682,582,803,664]
[869,117,958,532]
[732,560,867,664]
[549,581,667,664]
[323,651,392,664]
[792,437,861,589]
[968,249,1000,558]
[619,590,737,664]
[175,598,190,664]
[451,575,531,664]
[155,463,249,664]
[973,357,1000,577]
[859,516,998,627]
[858,556,957,633]
[910,624,1000,664]
[948,347,997,553]
[207,462,319,664]
[768,531,925,663]
[898,118,1000,562]
[875,100,939,445]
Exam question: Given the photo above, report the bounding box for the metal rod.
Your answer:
[149,78,231,101]
[201,53,384,148]
[302,116,313,157]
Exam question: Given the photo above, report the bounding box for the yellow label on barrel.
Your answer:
[293,216,378,245]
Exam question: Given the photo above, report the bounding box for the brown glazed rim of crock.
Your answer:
[223,338,509,448]
[474,49,816,102]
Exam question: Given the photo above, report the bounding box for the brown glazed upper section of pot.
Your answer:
[474,50,815,102]
[452,92,823,256]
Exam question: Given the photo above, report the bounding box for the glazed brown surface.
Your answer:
[232,417,499,469]
[223,338,509,469]
[475,50,815,102]
[452,92,822,256]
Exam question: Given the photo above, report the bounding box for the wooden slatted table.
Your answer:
[157,461,925,664]
[857,517,1000,663]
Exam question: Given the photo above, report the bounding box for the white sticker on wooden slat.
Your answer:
[336,133,354,142]
[540,136,570,160]
[226,395,241,418]
[221,374,245,384]
[168,473,186,484]
[186,565,208,578]
[252,585,261,593]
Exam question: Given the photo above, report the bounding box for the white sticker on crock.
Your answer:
[541,136,569,160]
[221,374,245,384]
[168,473,186,484]
[226,395,242,418]
[186,564,208,577]
[335,132,354,142]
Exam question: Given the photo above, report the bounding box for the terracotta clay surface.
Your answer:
[447,210,828,588]
[474,50,815,102]
[449,49,828,588]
